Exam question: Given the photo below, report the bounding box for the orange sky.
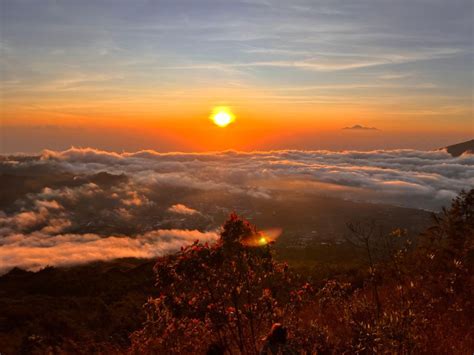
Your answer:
[2,90,471,152]
[1,1,473,152]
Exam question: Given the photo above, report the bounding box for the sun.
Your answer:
[214,112,232,127]
[210,107,235,127]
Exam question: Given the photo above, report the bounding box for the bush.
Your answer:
[132,190,474,354]
[131,213,310,353]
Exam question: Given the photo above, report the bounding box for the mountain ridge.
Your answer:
[442,139,474,157]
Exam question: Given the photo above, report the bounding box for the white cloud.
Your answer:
[40,218,72,234]
[0,147,472,273]
[168,204,200,215]
[0,207,49,231]
[0,229,219,274]
[7,146,473,210]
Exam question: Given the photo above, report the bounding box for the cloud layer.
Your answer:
[0,147,472,273]
[38,147,474,204]
[0,229,219,274]
[3,147,473,209]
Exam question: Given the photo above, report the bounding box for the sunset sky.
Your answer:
[1,0,473,152]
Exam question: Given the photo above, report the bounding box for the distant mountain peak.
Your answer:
[442,139,474,157]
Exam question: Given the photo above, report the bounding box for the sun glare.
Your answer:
[211,107,235,127]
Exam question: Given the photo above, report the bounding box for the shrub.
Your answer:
[132,190,474,354]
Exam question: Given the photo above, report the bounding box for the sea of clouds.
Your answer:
[0,147,472,273]
[26,147,474,207]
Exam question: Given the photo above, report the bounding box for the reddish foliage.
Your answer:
[131,213,310,353]
[132,191,474,354]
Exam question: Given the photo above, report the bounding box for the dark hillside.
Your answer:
[443,139,474,157]
[0,259,155,354]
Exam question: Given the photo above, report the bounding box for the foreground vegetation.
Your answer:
[132,190,473,354]
[0,190,472,354]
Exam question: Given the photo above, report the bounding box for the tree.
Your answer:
[131,213,307,354]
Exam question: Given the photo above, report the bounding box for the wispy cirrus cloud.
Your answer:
[158,47,464,73]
